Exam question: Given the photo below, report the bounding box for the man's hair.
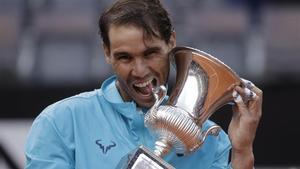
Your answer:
[98,0,173,49]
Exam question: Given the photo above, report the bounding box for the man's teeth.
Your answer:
[134,79,152,88]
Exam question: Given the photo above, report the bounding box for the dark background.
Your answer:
[1,81,299,166]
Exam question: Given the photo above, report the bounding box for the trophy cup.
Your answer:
[117,46,242,169]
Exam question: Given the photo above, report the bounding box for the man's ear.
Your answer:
[102,43,111,64]
[168,31,176,49]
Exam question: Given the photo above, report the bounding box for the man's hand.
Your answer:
[228,79,263,169]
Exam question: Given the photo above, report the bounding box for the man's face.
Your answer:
[103,24,176,108]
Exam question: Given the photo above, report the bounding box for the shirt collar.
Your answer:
[101,75,126,104]
[101,75,169,117]
[101,76,149,139]
[100,76,137,117]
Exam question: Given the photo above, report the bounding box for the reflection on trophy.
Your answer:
[118,46,242,169]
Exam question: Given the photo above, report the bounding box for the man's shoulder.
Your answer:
[30,88,109,138]
[38,89,105,120]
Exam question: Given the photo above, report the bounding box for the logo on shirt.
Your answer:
[95,139,117,154]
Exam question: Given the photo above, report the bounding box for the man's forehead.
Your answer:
[108,24,164,48]
[109,23,161,40]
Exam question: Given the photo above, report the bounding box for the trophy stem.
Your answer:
[154,139,172,158]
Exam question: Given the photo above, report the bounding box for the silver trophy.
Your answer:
[118,46,242,168]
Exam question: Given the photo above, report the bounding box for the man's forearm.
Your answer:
[231,148,255,169]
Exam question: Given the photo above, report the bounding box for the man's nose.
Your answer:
[132,59,149,77]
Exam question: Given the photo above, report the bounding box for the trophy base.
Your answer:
[117,145,175,169]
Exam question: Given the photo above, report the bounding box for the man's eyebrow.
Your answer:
[143,47,161,55]
[113,51,130,57]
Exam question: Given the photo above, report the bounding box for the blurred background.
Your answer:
[0,0,299,168]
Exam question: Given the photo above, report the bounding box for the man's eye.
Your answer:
[117,55,130,61]
[145,51,158,59]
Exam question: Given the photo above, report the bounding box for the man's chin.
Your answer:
[131,89,157,108]
[136,100,155,109]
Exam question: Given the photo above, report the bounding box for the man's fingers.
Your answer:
[232,90,248,110]
[234,86,256,103]
[241,78,263,99]
[244,88,257,100]
[241,78,255,90]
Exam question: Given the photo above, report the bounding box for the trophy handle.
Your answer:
[200,125,221,143]
[150,85,167,111]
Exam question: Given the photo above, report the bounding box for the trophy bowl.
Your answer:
[145,46,242,157]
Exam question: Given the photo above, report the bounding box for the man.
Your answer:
[25,0,262,168]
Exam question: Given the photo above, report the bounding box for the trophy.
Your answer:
[117,46,242,168]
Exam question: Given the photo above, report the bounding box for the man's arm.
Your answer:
[231,148,254,169]
[25,114,75,169]
[228,82,263,169]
